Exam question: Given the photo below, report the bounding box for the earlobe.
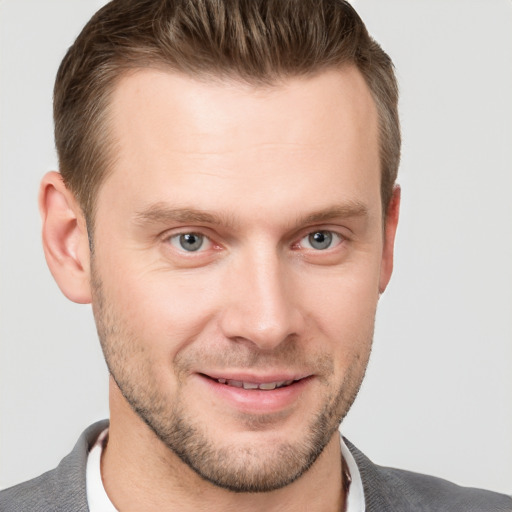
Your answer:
[379,185,401,294]
[39,171,92,304]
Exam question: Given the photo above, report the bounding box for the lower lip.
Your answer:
[196,375,312,415]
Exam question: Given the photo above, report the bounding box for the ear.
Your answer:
[379,185,401,294]
[39,171,92,304]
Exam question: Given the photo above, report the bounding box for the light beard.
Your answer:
[91,266,372,493]
[119,375,352,493]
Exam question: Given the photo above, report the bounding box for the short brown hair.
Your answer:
[54,0,400,224]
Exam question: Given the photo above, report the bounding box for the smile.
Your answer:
[215,378,296,390]
[198,373,313,414]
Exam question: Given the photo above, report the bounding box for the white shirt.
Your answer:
[86,429,365,512]
[340,434,366,512]
[86,429,117,512]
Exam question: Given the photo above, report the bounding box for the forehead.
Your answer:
[109,65,377,151]
[99,66,380,223]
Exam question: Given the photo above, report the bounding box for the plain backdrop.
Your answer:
[1,0,511,495]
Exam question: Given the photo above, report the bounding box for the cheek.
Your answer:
[298,263,379,359]
[100,266,222,356]
[301,260,380,321]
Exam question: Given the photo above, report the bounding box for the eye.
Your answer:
[169,232,211,252]
[300,230,342,250]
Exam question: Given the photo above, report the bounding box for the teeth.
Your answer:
[216,378,296,390]
[259,382,277,390]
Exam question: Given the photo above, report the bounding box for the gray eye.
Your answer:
[307,231,333,250]
[177,233,204,251]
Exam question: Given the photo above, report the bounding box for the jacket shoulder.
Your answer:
[344,438,512,512]
[375,464,512,512]
[0,420,108,512]
[0,469,59,512]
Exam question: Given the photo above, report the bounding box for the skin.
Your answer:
[40,66,400,512]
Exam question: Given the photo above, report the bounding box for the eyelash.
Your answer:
[167,232,214,253]
[297,230,344,251]
[165,229,345,254]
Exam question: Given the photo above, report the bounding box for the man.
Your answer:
[1,0,510,510]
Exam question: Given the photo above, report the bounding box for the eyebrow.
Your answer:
[297,202,369,226]
[133,201,369,230]
[134,204,236,229]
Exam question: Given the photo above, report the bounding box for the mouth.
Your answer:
[197,373,313,414]
[204,376,298,391]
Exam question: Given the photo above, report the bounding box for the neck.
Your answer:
[101,385,345,512]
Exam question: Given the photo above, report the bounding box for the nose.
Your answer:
[219,247,305,351]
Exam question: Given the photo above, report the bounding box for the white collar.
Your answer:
[340,433,366,512]
[86,428,117,512]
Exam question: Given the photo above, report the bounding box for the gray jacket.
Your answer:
[1,420,511,511]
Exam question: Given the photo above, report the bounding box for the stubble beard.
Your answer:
[91,266,372,493]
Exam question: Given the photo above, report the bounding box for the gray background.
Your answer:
[1,0,511,494]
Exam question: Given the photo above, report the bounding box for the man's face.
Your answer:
[90,67,393,492]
